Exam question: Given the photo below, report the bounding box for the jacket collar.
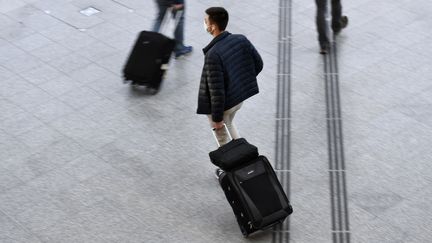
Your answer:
[202,31,231,54]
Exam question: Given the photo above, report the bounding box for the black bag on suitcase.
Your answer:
[123,31,175,89]
[209,137,258,170]
[210,125,293,237]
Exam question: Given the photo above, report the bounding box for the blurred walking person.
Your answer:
[153,0,192,58]
[315,0,348,54]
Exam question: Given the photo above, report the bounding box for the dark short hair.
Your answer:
[205,7,229,31]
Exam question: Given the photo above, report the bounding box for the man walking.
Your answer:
[315,0,348,54]
[197,7,263,147]
[153,0,192,58]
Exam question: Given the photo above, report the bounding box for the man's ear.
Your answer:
[210,24,217,32]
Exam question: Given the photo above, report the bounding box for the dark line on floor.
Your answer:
[331,32,351,243]
[273,0,292,242]
[322,4,351,241]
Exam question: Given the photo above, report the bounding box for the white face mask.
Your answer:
[204,21,209,33]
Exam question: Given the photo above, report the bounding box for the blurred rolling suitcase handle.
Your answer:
[159,7,183,39]
[211,124,233,147]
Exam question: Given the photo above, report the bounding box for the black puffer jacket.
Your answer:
[197,32,263,122]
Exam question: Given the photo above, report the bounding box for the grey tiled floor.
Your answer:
[1,0,432,242]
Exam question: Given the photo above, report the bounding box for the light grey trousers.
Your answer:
[208,102,243,146]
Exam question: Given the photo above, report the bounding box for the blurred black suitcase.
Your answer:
[210,125,293,237]
[123,9,181,92]
[123,31,175,90]
[219,155,293,237]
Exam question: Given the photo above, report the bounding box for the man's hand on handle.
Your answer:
[172,4,184,10]
[212,121,225,130]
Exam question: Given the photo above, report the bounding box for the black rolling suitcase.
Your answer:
[219,156,293,236]
[123,9,181,92]
[123,31,175,90]
[209,125,293,237]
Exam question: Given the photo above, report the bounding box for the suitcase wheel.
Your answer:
[130,81,142,86]
[147,87,159,95]
[239,225,249,238]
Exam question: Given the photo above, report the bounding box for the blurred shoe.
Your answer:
[320,41,329,55]
[340,16,348,28]
[215,168,224,179]
[175,46,193,59]
[333,16,348,34]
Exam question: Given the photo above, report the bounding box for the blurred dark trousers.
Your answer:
[315,0,342,45]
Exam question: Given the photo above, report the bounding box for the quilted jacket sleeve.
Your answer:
[205,53,225,122]
[248,39,263,75]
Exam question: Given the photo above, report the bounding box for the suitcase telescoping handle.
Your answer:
[159,7,183,37]
[212,124,233,147]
